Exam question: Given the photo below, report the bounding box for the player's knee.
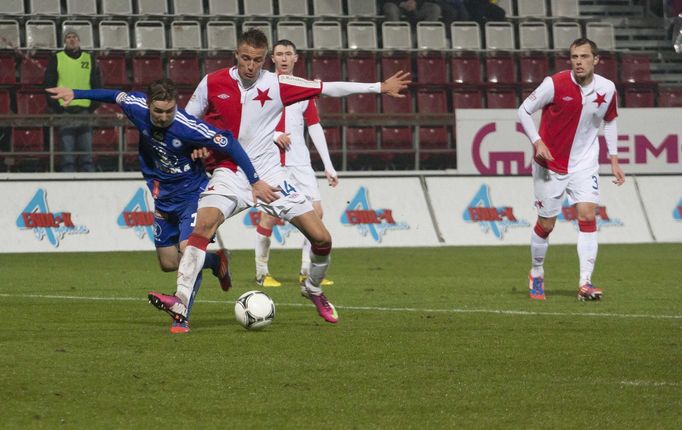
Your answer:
[260,213,277,229]
[578,219,597,232]
[159,262,177,272]
[535,219,555,238]
[311,239,332,257]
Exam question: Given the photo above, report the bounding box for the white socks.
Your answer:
[300,238,312,276]
[255,230,271,278]
[530,230,549,278]
[577,231,598,285]
[177,245,206,305]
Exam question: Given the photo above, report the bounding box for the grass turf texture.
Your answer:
[1,244,680,429]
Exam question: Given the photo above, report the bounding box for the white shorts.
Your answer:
[533,162,600,218]
[198,166,313,222]
[286,165,321,202]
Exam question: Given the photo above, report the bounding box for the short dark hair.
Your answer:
[272,39,297,53]
[147,78,177,105]
[570,38,599,56]
[238,28,269,50]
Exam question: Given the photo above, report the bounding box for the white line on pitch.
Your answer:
[1,292,681,320]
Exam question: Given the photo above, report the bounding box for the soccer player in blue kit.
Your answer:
[47,79,278,333]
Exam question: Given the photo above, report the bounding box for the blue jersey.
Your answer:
[72,89,259,213]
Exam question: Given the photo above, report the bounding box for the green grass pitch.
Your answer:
[1,244,681,429]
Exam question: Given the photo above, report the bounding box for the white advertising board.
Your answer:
[426,176,652,245]
[1,181,157,253]
[217,177,440,249]
[456,108,682,175]
[635,176,682,242]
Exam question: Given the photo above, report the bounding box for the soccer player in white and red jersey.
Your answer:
[517,38,625,301]
[254,39,339,291]
[147,29,410,324]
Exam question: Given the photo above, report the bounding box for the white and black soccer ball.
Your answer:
[234,290,275,330]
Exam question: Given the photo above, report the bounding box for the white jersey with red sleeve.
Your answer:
[185,67,324,175]
[276,98,321,167]
[521,70,618,174]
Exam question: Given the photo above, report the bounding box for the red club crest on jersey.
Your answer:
[594,92,607,107]
[253,88,272,107]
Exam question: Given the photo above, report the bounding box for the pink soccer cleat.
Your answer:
[213,249,232,292]
[148,291,188,323]
[170,320,190,334]
[308,293,338,323]
[578,283,603,301]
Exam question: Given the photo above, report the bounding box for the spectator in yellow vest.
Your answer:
[45,29,101,172]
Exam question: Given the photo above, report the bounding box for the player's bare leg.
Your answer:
[255,212,282,287]
[529,216,555,300]
[289,210,337,323]
[575,202,602,301]
[299,200,334,287]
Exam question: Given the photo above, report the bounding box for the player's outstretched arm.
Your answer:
[47,88,122,105]
[46,87,75,106]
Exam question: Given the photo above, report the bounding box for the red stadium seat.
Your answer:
[595,53,618,83]
[311,55,341,81]
[168,54,200,86]
[0,89,11,114]
[453,90,483,109]
[382,92,413,114]
[347,54,376,82]
[624,88,655,107]
[0,52,16,84]
[417,90,448,114]
[132,54,164,86]
[292,51,307,78]
[381,54,412,79]
[19,53,50,85]
[346,126,381,170]
[123,127,140,171]
[620,54,651,83]
[94,103,122,115]
[204,55,235,74]
[92,128,119,152]
[316,96,342,115]
[381,92,414,168]
[416,89,452,168]
[97,53,128,86]
[553,52,571,73]
[485,54,516,84]
[486,89,518,108]
[176,89,194,109]
[11,127,47,171]
[451,53,482,85]
[658,86,682,107]
[16,89,48,115]
[347,93,377,114]
[416,53,447,85]
[519,54,549,85]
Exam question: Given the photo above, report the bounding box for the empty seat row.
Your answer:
[0,19,614,52]
[0,0,378,17]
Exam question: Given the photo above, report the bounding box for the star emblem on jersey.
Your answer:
[594,92,607,107]
[253,88,272,107]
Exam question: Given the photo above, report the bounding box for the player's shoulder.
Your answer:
[119,91,148,109]
[593,73,617,92]
[278,73,322,89]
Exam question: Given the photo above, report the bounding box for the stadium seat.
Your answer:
[519,54,549,85]
[624,88,655,107]
[277,21,309,50]
[99,21,130,49]
[486,54,516,84]
[517,0,546,17]
[26,20,57,49]
[553,52,571,73]
[381,92,414,169]
[135,21,166,50]
[94,103,122,115]
[620,54,652,83]
[244,0,273,15]
[452,90,483,109]
[346,127,380,170]
[0,52,16,85]
[486,89,518,108]
[347,0,377,16]
[0,20,20,50]
[30,0,61,14]
[496,0,513,16]
[382,22,412,50]
[132,55,164,85]
[242,21,273,45]
[550,0,579,17]
[97,53,128,86]
[123,127,140,171]
[66,0,98,15]
[519,21,549,50]
[595,53,618,83]
[381,54,412,79]
[0,89,11,114]
[136,0,167,14]
[312,21,343,49]
[347,21,377,50]
[172,0,203,15]
[291,51,307,78]
[62,21,94,49]
[416,90,452,169]
[347,93,377,114]
[416,54,447,85]
[277,0,308,16]
[311,55,341,81]
[0,0,24,14]
[168,54,200,86]
[19,53,50,85]
[657,86,682,107]
[102,0,132,15]
[176,89,194,109]
[347,53,376,82]
[208,0,238,15]
[11,128,47,172]
[417,21,448,50]
[207,21,237,51]
[204,55,235,74]
[450,21,481,50]
[92,128,119,153]
[484,22,515,51]
[313,0,343,16]
[552,22,581,51]
[171,21,202,50]
[17,89,48,115]
[586,22,615,51]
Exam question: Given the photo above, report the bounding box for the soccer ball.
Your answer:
[234,290,275,330]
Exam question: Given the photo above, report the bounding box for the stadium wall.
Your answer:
[1,172,680,253]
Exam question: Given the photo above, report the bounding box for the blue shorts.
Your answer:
[153,193,200,248]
